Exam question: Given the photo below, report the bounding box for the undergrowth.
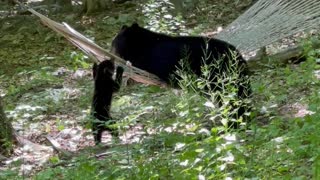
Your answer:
[1,0,320,179]
[8,42,312,179]
[27,41,320,179]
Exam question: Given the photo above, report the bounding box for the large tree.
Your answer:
[82,0,110,14]
[0,97,14,156]
[45,0,72,11]
[82,0,131,14]
[43,0,72,6]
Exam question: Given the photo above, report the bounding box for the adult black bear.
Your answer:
[111,23,251,126]
[91,60,124,144]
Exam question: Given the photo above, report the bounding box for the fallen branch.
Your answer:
[247,39,320,69]
[46,136,73,158]
[15,133,52,152]
[95,151,114,158]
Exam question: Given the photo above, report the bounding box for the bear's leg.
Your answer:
[92,120,104,145]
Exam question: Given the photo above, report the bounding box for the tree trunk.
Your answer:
[0,97,14,156]
[170,0,199,14]
[82,0,110,14]
[55,0,72,6]
[42,0,72,12]
[44,0,72,6]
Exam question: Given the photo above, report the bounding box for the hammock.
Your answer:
[25,8,167,87]
[216,0,320,53]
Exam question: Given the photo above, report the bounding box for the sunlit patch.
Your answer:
[314,70,320,79]
[7,104,46,119]
[272,136,285,143]
[278,102,316,118]
[141,0,187,35]
[179,160,189,166]
[174,142,185,152]
[218,151,235,164]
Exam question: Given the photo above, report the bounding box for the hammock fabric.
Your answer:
[216,0,320,53]
[26,9,167,87]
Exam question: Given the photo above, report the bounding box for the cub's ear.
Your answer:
[116,66,124,75]
[132,22,139,28]
[93,63,98,78]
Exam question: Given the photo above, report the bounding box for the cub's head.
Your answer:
[92,60,115,80]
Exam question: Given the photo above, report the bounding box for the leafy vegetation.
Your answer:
[1,0,320,179]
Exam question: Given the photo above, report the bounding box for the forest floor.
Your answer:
[1,0,320,179]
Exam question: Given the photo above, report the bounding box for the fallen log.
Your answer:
[247,39,320,69]
[15,132,53,153]
[46,136,73,158]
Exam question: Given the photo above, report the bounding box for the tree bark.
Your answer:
[43,0,72,6]
[55,0,72,6]
[82,0,110,14]
[0,97,14,156]
[41,0,72,12]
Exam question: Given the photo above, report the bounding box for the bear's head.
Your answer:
[111,23,146,59]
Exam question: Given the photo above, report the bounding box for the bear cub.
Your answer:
[91,60,124,144]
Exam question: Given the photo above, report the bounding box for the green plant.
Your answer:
[67,51,91,70]
[175,46,252,131]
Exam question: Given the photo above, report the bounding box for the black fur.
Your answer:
[111,23,251,127]
[91,60,124,144]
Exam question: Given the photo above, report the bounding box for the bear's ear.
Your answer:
[132,23,139,28]
[121,25,128,30]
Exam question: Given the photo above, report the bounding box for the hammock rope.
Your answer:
[216,0,320,52]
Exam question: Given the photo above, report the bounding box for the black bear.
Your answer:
[111,23,251,126]
[91,60,124,144]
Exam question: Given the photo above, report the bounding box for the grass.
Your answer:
[2,42,315,179]
[1,0,320,179]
